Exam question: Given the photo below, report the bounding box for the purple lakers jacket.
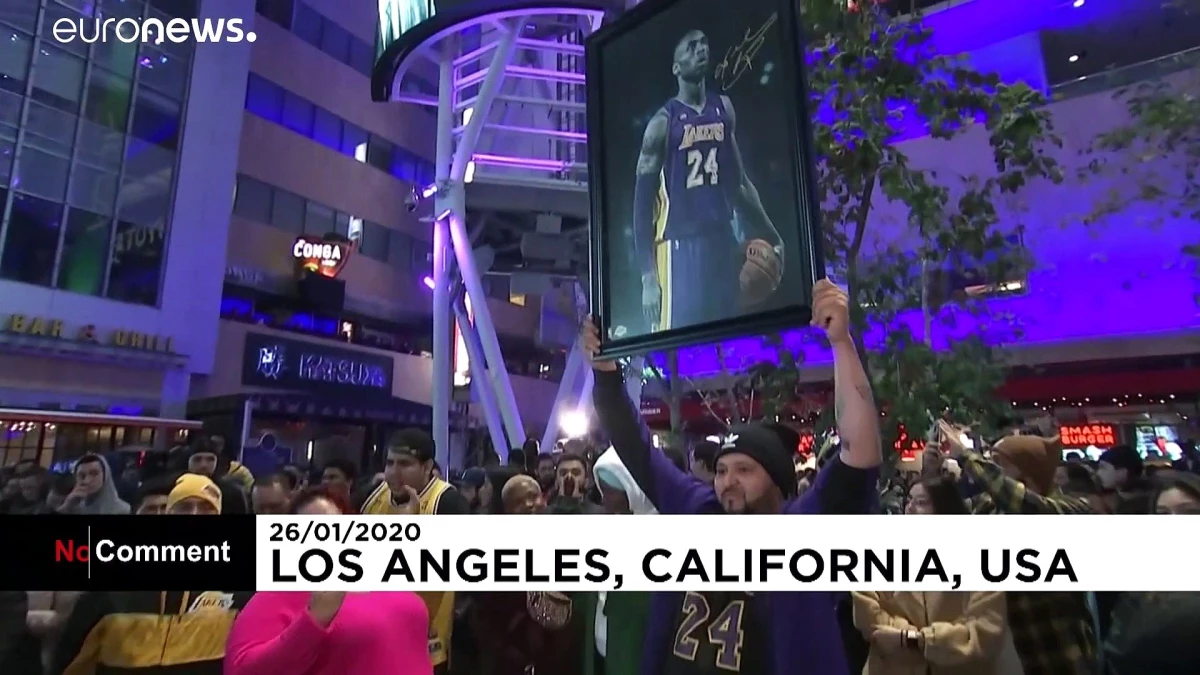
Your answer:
[592,369,880,675]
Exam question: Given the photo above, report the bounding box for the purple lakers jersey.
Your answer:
[660,92,735,240]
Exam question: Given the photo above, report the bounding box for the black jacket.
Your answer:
[0,591,40,674]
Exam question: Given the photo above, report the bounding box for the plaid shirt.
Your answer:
[960,449,1098,675]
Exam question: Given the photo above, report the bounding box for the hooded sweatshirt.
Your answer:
[592,449,656,675]
[60,456,130,515]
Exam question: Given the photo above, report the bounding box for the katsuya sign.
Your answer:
[3,315,175,353]
[242,332,393,393]
[293,235,353,278]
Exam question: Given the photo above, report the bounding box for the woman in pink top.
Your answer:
[225,487,431,675]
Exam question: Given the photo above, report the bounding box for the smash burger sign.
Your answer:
[293,235,353,278]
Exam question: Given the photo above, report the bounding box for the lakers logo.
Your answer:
[187,592,234,613]
[678,122,725,150]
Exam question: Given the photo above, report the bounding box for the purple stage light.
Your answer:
[487,124,587,141]
[472,153,569,170]
[423,276,435,290]
[454,65,586,91]
[505,65,586,83]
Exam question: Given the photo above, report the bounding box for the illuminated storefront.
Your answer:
[190,326,441,474]
[0,313,197,468]
[0,409,198,471]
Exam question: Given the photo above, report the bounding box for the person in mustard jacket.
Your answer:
[851,474,1024,675]
[853,590,1024,675]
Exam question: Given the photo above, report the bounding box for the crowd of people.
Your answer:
[0,281,1197,675]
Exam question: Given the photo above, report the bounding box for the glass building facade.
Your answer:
[0,0,198,306]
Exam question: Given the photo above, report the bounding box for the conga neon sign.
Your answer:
[292,236,352,278]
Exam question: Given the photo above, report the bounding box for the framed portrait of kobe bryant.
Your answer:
[585,0,825,359]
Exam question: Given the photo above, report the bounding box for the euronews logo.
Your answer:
[52,17,257,45]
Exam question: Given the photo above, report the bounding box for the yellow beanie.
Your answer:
[167,473,223,513]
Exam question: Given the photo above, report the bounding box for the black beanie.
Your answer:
[1099,445,1144,479]
[715,425,798,498]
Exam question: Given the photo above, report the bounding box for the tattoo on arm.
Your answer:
[636,113,668,175]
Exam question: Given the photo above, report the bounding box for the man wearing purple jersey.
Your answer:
[632,30,783,332]
[583,279,882,675]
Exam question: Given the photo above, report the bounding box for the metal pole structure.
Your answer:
[238,397,253,464]
[445,21,528,452]
[453,295,509,462]
[540,342,584,451]
[430,51,456,468]
[450,21,521,178]
[578,365,595,422]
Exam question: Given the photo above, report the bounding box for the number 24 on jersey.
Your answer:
[686,148,720,189]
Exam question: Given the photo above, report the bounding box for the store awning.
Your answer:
[0,408,203,429]
[188,393,445,426]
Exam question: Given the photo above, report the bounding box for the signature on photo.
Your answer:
[714,12,778,91]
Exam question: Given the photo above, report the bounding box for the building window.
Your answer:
[95,0,144,78]
[292,2,324,48]
[281,91,314,137]
[40,2,88,58]
[75,120,124,175]
[83,66,134,133]
[14,143,71,202]
[389,230,412,269]
[118,137,175,228]
[234,174,275,222]
[320,20,351,64]
[360,221,390,262]
[30,46,86,114]
[271,189,305,233]
[341,121,368,159]
[129,87,182,153]
[391,149,420,184]
[136,45,190,102]
[256,0,294,29]
[0,134,13,187]
[312,106,342,150]
[0,192,63,287]
[366,134,392,173]
[148,0,200,22]
[411,239,431,271]
[0,29,32,95]
[303,201,335,235]
[0,0,39,34]
[57,206,114,296]
[106,217,166,306]
[509,293,527,307]
[349,39,374,77]
[68,161,119,215]
[334,211,351,237]
[245,74,284,123]
[23,101,77,159]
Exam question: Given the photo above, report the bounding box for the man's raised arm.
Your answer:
[581,317,716,514]
[794,281,882,515]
